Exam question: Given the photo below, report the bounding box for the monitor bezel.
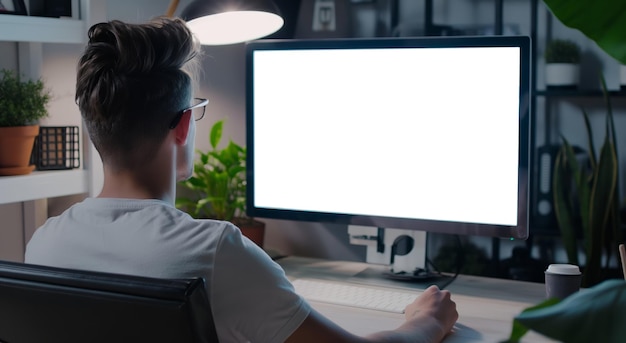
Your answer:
[245,35,531,240]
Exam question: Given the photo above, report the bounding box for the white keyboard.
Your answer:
[292,278,420,314]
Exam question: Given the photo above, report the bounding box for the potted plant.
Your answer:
[176,119,266,247]
[544,39,581,88]
[552,77,622,288]
[0,69,50,176]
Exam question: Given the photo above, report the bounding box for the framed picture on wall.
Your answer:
[0,0,27,15]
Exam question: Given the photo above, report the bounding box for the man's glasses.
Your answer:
[169,97,209,129]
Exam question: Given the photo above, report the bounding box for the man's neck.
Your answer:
[98,166,175,204]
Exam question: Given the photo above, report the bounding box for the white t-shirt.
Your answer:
[25,197,311,342]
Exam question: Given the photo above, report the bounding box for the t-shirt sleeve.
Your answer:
[211,223,311,342]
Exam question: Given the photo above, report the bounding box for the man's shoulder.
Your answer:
[35,198,233,238]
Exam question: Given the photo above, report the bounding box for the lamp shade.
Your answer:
[181,0,284,45]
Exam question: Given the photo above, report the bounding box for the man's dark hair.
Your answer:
[76,17,200,169]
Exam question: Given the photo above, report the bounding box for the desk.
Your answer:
[278,256,555,342]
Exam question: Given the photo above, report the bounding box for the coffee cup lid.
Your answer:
[546,264,581,275]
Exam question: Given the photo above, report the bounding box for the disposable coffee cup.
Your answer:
[545,264,582,300]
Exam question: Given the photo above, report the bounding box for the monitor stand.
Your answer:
[348,226,441,281]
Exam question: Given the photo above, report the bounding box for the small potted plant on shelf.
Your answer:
[544,39,581,88]
[176,119,266,248]
[0,69,50,176]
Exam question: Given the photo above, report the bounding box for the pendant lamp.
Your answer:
[167,0,284,45]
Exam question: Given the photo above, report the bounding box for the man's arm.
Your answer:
[285,285,458,343]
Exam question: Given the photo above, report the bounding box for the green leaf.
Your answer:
[542,0,626,64]
[564,148,592,259]
[599,75,623,267]
[562,140,592,256]
[581,110,596,169]
[185,176,205,190]
[514,279,626,343]
[228,165,246,179]
[210,119,223,150]
[553,144,579,265]
[586,139,617,285]
[600,75,617,159]
[503,298,561,343]
[199,151,209,165]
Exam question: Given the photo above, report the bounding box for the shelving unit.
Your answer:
[0,14,84,44]
[529,0,626,236]
[0,1,106,262]
[0,170,89,205]
[0,1,104,207]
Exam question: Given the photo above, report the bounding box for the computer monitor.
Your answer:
[245,35,531,244]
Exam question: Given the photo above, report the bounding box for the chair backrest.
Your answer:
[0,260,218,343]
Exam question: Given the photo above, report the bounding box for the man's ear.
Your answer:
[174,109,192,145]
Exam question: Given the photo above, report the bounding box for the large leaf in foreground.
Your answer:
[515,279,626,343]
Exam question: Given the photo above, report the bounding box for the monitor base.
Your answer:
[382,269,443,282]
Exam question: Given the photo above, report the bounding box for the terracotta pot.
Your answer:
[234,218,266,248]
[0,125,39,175]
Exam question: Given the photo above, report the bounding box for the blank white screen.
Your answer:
[252,46,521,226]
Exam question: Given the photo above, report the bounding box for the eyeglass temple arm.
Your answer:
[166,0,180,18]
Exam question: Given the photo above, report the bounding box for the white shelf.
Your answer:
[0,14,84,44]
[0,169,89,205]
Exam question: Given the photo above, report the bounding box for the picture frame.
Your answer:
[0,0,27,15]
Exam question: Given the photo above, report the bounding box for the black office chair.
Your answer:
[0,260,218,343]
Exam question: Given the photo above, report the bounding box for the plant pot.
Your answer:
[0,125,39,176]
[233,218,266,248]
[545,63,579,88]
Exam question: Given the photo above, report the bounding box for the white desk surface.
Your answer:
[277,256,556,342]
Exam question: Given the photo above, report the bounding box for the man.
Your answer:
[25,17,457,342]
